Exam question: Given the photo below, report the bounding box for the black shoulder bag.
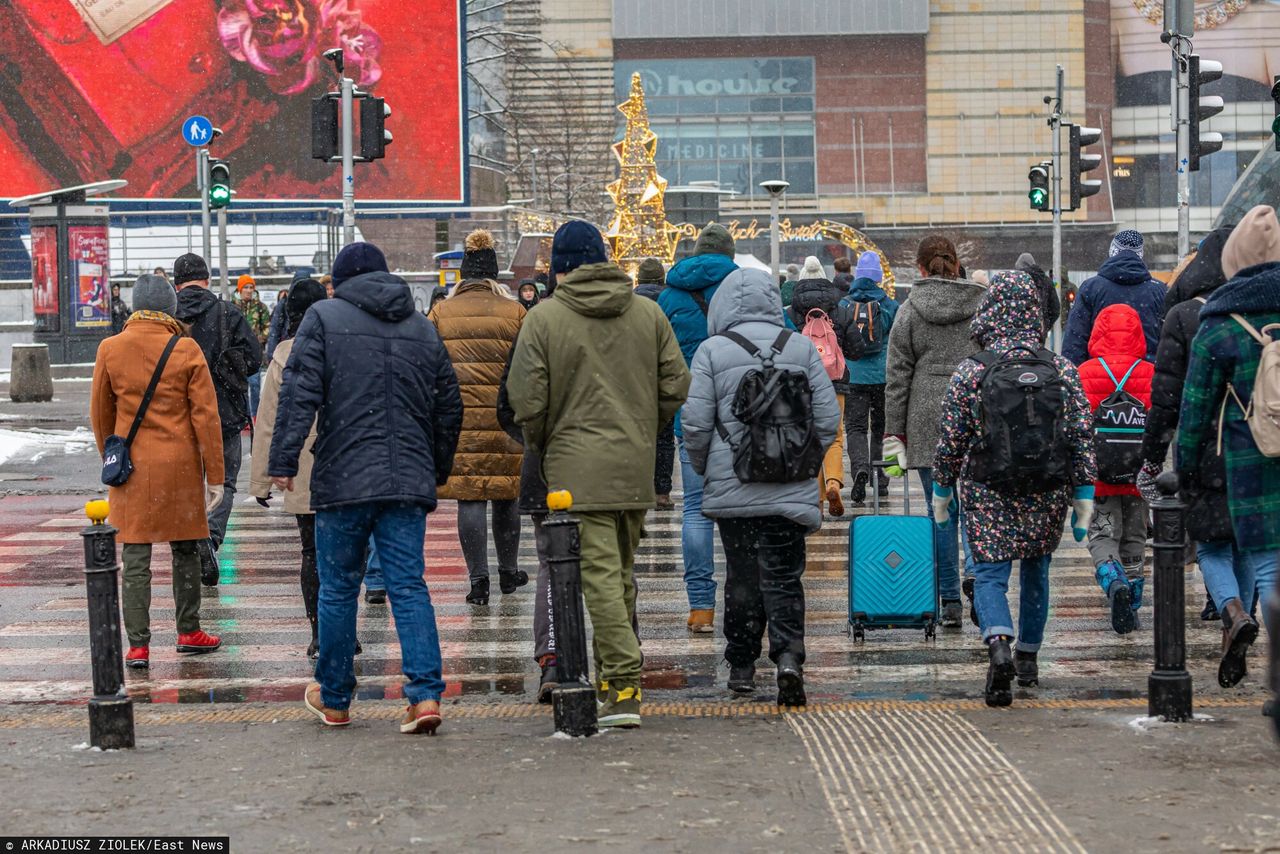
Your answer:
[101,335,180,486]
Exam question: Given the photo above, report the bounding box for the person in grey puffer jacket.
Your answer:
[682,268,840,707]
[883,235,986,626]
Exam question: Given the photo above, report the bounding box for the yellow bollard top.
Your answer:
[546,490,573,512]
[85,500,109,525]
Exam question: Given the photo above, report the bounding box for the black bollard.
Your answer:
[82,500,135,749]
[542,490,597,737]
[1148,472,1193,722]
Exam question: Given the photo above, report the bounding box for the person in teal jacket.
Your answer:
[841,251,899,505]
[659,224,738,634]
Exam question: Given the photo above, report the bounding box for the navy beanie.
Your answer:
[332,242,388,287]
[551,221,608,275]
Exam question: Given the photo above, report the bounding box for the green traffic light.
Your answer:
[1029,188,1048,207]
[1272,115,1280,135]
[209,184,231,208]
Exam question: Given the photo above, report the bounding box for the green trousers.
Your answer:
[577,510,646,690]
[122,541,202,646]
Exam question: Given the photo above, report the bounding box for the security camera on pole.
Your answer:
[759,180,789,279]
[313,49,394,247]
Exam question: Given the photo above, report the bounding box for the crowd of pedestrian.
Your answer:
[88,204,1280,732]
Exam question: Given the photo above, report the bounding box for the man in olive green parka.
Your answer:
[508,221,690,729]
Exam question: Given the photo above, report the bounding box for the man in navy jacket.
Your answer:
[270,241,463,734]
[1063,229,1166,365]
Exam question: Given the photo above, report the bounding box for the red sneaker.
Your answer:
[125,646,149,668]
[176,630,222,654]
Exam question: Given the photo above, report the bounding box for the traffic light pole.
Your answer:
[340,75,357,247]
[217,208,229,299]
[1051,65,1064,349]
[1173,37,1192,259]
[197,147,212,265]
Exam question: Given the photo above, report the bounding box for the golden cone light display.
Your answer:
[606,73,680,276]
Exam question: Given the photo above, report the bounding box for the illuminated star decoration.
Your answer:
[605,73,681,279]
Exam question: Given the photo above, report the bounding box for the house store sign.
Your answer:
[617,58,815,102]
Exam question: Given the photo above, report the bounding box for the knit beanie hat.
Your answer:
[173,253,209,287]
[1221,205,1280,279]
[855,251,883,283]
[636,257,665,285]
[800,256,825,279]
[1109,229,1144,259]
[460,229,500,280]
[132,273,177,316]
[693,223,734,258]
[551,221,609,275]
[331,241,388,287]
[285,278,327,333]
[236,274,255,294]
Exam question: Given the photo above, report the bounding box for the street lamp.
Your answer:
[759,180,789,279]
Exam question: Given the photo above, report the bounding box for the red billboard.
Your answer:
[0,0,466,203]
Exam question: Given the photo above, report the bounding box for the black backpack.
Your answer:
[1092,358,1147,484]
[968,346,1072,495]
[714,330,824,484]
[843,298,884,355]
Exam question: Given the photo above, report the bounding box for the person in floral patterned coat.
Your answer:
[932,271,1097,707]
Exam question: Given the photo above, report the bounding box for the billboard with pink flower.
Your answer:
[0,0,466,204]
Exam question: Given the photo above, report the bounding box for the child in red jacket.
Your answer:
[1079,304,1156,635]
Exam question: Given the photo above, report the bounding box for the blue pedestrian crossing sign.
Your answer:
[182,115,214,146]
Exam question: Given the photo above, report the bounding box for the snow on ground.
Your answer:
[0,427,96,466]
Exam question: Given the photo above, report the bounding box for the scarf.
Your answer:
[125,311,186,336]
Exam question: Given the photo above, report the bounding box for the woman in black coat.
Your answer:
[1138,225,1233,622]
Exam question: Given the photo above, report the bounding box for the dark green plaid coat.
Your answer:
[1177,262,1280,552]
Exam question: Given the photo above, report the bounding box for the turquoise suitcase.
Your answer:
[848,468,938,641]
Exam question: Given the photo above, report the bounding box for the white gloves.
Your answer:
[1071,487,1095,542]
[882,436,907,477]
[932,485,956,528]
[205,483,225,515]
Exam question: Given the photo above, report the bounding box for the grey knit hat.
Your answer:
[636,257,665,285]
[132,274,176,316]
[693,223,735,258]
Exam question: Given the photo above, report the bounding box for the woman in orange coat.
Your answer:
[90,275,226,669]
[428,230,526,605]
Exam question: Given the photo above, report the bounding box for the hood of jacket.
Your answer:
[1096,251,1152,287]
[1167,226,1233,309]
[708,268,784,335]
[666,253,737,293]
[847,276,887,303]
[1201,261,1280,318]
[335,270,416,322]
[552,262,635,319]
[789,277,842,317]
[1088,303,1147,362]
[971,271,1044,350]
[907,277,986,325]
[174,284,220,322]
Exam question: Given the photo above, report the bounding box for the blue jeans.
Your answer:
[973,554,1052,652]
[1198,541,1272,621]
[315,501,443,709]
[678,440,716,610]
[1255,550,1279,635]
[364,537,385,592]
[248,371,261,418]
[917,469,973,602]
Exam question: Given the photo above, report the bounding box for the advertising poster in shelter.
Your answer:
[69,224,110,329]
[31,224,59,332]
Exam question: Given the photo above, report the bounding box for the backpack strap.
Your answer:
[769,330,792,355]
[126,335,180,448]
[1230,313,1268,346]
[690,289,710,316]
[1097,356,1139,392]
[720,330,761,358]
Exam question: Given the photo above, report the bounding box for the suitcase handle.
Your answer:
[871,460,910,515]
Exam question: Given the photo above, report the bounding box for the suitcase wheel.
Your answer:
[925,622,936,641]
[853,626,865,642]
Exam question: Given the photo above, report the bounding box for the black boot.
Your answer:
[962,576,978,627]
[727,662,756,695]
[1200,593,1219,622]
[198,539,219,587]
[1218,600,1259,688]
[499,569,529,594]
[306,634,319,660]
[1014,650,1039,688]
[985,637,1015,707]
[466,577,490,605]
[776,653,806,707]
